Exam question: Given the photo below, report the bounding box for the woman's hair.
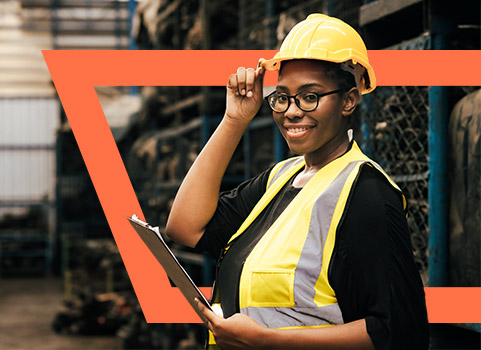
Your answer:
[320,61,357,92]
[279,59,357,92]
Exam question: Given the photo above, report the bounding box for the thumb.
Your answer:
[257,57,265,69]
[254,59,266,94]
[256,58,266,80]
[195,298,222,327]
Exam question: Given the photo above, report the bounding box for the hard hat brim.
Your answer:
[260,56,376,95]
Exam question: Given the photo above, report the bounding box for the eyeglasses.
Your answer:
[265,89,342,113]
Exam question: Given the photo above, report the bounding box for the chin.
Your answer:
[287,144,313,156]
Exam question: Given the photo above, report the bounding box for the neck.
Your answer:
[303,133,350,172]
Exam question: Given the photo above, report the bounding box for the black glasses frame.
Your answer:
[265,89,342,113]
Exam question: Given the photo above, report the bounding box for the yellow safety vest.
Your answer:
[207,141,404,349]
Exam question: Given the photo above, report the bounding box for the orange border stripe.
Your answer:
[42,50,481,323]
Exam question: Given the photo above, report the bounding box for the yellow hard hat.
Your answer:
[261,14,376,94]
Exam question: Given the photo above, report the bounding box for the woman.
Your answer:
[166,14,429,350]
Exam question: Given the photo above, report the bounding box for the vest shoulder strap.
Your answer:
[266,156,304,190]
[227,157,305,245]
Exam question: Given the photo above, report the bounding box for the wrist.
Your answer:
[222,112,252,130]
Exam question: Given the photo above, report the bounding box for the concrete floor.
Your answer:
[0,277,121,350]
[4,278,479,349]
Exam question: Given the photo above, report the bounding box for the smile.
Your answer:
[285,126,315,138]
[287,127,313,133]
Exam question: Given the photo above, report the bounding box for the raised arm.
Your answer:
[165,61,265,247]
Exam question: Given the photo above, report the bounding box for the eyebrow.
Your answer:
[276,83,326,92]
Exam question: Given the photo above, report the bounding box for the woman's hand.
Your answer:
[196,298,269,350]
[225,58,266,126]
[196,299,375,350]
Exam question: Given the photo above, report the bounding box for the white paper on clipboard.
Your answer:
[127,214,213,324]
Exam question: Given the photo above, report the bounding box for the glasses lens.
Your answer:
[268,93,289,112]
[297,93,318,112]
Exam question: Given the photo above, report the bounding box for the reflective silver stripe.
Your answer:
[241,161,364,329]
[267,157,304,189]
[241,303,343,328]
[293,161,362,309]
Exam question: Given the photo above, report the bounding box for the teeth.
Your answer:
[288,127,310,133]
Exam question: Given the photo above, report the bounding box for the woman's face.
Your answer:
[273,60,351,159]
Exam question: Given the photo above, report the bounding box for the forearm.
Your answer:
[166,116,249,247]
[261,319,375,350]
[166,63,265,247]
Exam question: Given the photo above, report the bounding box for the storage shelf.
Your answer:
[0,233,51,276]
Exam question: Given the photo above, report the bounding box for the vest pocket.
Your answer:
[248,269,295,307]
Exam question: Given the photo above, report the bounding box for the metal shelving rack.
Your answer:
[358,0,481,344]
[0,1,61,276]
[52,1,132,279]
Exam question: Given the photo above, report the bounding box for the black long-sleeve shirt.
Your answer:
[196,162,429,350]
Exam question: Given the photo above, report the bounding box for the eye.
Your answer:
[277,94,289,103]
[303,93,318,102]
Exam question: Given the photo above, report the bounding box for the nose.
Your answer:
[284,97,303,119]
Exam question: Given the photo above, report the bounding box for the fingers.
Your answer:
[227,65,264,98]
[195,298,220,329]
[245,68,255,97]
[236,67,256,97]
[227,73,238,95]
[236,67,246,96]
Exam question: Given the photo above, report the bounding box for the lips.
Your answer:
[284,125,315,138]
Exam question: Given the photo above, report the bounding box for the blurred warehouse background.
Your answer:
[0,0,480,349]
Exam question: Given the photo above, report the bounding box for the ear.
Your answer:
[341,87,360,117]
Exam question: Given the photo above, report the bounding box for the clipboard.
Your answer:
[127,214,213,324]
